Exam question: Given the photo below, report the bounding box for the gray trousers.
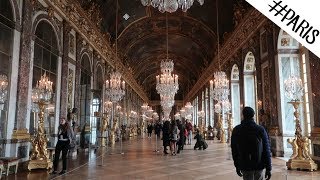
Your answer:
[242,170,264,180]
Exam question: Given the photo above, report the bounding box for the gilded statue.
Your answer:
[101,114,109,132]
[302,137,312,160]
[287,138,298,159]
[30,137,40,160]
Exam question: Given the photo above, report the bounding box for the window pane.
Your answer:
[0,0,13,22]
[33,44,42,67]
[32,66,41,88]
[0,23,13,54]
[42,49,50,71]
[50,53,57,73]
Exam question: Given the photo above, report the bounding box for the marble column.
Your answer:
[60,21,71,119]
[267,26,283,157]
[12,0,33,139]
[74,34,82,116]
[309,51,320,164]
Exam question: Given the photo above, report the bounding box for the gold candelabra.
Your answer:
[227,113,233,143]
[286,101,317,171]
[28,73,53,170]
[217,113,226,143]
[100,113,109,147]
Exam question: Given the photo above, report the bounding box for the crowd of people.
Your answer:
[146,119,207,155]
[52,106,272,180]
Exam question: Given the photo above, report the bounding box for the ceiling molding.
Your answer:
[46,0,149,103]
[185,9,268,102]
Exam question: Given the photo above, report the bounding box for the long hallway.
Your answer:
[5,136,319,180]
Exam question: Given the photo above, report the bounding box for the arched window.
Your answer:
[243,52,257,119]
[205,87,209,128]
[91,65,103,145]
[79,53,92,145]
[231,64,241,126]
[96,65,104,91]
[31,20,59,141]
[0,0,14,141]
[277,30,311,154]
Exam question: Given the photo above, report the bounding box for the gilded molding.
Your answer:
[186,9,268,101]
[45,0,149,102]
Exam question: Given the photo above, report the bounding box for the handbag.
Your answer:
[68,140,76,149]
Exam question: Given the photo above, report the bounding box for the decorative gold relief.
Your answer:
[47,7,55,18]
[69,33,75,56]
[12,129,30,140]
[281,38,290,46]
[67,69,74,109]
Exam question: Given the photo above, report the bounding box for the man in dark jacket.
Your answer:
[231,107,272,180]
[177,120,185,153]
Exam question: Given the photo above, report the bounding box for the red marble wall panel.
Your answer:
[309,52,320,127]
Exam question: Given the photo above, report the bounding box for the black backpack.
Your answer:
[237,124,263,168]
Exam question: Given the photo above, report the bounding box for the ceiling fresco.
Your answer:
[78,0,250,100]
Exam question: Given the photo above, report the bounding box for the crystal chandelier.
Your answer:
[184,102,193,115]
[141,0,204,13]
[180,107,186,118]
[210,0,231,108]
[105,0,125,103]
[160,95,175,108]
[214,101,231,114]
[211,72,230,103]
[32,73,53,103]
[156,13,179,120]
[105,71,125,103]
[162,106,172,120]
[0,74,8,104]
[198,110,205,118]
[284,75,304,101]
[156,61,179,97]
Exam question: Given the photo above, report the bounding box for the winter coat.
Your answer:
[231,119,272,171]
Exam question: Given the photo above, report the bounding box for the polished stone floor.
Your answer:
[3,135,320,180]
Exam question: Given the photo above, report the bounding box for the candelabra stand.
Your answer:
[28,100,52,170]
[198,110,205,136]
[110,105,118,145]
[286,100,317,171]
[100,113,109,147]
[227,113,233,143]
[217,113,225,143]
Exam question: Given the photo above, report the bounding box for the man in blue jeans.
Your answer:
[231,107,272,180]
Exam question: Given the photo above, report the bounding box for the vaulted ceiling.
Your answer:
[79,0,250,101]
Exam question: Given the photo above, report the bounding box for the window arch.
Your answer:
[231,64,241,126]
[31,20,59,141]
[277,29,311,154]
[79,53,92,146]
[96,65,104,91]
[0,0,14,141]
[80,54,91,85]
[243,52,257,119]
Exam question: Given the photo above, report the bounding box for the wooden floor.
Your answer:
[3,135,320,180]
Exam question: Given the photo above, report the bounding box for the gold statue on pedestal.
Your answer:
[227,113,233,143]
[28,101,52,171]
[100,113,109,146]
[110,117,118,144]
[286,101,317,171]
[218,113,226,143]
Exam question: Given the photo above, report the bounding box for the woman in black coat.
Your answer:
[162,120,170,154]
